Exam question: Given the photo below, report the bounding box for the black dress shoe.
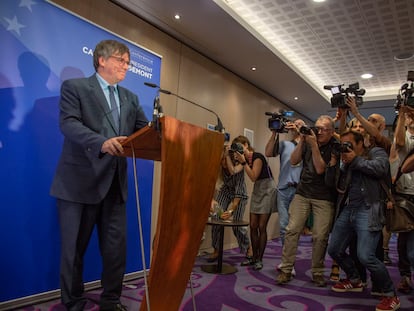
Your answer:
[100,303,128,311]
[114,304,128,311]
[240,256,255,266]
[207,254,218,262]
[66,299,87,311]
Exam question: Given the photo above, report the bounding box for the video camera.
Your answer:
[265,110,294,133]
[324,82,366,108]
[394,71,414,111]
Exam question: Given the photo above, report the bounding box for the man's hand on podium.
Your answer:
[101,136,128,156]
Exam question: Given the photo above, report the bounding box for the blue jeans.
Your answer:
[277,186,296,245]
[328,205,395,296]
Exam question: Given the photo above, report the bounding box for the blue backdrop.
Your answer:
[0,0,161,302]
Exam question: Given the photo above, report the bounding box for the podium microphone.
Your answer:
[144,82,158,88]
[144,82,225,133]
[152,94,161,131]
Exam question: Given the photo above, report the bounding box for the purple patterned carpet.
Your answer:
[14,236,414,310]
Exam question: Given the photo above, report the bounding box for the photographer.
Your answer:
[265,119,305,275]
[401,151,414,173]
[327,130,399,311]
[276,115,338,287]
[339,96,391,154]
[336,99,393,291]
[391,106,414,294]
[207,144,253,264]
[232,135,273,271]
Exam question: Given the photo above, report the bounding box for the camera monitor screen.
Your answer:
[331,86,341,95]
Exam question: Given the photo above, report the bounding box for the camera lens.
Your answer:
[231,142,243,153]
[299,126,312,135]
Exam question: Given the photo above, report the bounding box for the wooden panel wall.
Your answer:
[51,0,306,258]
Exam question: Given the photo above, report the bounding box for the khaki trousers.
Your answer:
[280,194,335,276]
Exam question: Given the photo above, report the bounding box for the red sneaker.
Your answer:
[331,279,363,292]
[375,296,400,311]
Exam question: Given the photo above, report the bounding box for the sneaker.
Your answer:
[375,296,400,311]
[312,274,327,287]
[276,271,292,284]
[397,275,413,293]
[330,264,340,282]
[331,279,363,292]
[254,260,263,270]
[277,263,296,276]
[383,251,392,265]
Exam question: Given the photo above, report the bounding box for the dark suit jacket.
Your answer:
[50,74,148,204]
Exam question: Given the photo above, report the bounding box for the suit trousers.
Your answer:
[57,175,126,309]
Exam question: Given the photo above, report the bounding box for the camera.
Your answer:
[230,142,244,154]
[324,82,366,108]
[299,125,315,135]
[394,71,414,111]
[265,110,294,133]
[332,141,353,155]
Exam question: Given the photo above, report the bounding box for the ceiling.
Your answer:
[113,0,414,125]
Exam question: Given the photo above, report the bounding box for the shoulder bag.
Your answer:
[381,150,414,232]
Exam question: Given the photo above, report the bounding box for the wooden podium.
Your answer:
[122,116,224,311]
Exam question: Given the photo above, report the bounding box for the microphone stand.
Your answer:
[163,90,225,133]
[152,93,162,132]
[144,82,225,133]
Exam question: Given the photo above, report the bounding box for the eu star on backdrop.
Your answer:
[0,0,161,303]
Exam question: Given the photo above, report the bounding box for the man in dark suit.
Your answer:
[50,40,149,311]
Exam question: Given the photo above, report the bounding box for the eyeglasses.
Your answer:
[109,55,130,66]
[314,127,332,133]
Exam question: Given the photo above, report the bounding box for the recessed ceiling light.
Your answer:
[251,67,257,71]
[313,0,326,2]
[174,14,181,20]
[294,97,298,100]
[361,73,373,79]
[394,52,414,61]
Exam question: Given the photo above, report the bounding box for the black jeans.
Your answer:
[398,232,412,278]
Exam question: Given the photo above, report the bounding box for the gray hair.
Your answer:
[93,40,130,71]
[316,115,335,129]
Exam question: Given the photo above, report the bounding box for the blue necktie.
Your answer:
[108,85,119,133]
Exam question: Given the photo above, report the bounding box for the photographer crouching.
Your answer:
[327,129,400,311]
[334,83,393,273]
